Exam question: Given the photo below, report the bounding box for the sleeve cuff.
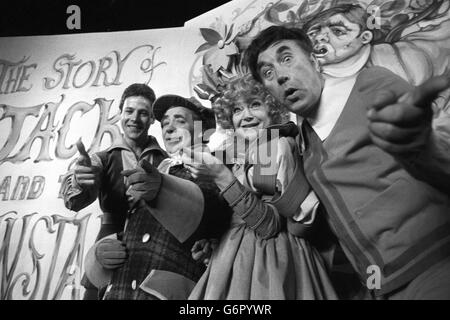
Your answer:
[293,191,320,225]
[61,172,84,209]
[220,178,247,207]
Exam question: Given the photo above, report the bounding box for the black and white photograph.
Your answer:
[1,0,449,307]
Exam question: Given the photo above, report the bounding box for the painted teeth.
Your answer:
[314,48,327,55]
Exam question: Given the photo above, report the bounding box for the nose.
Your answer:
[129,110,138,122]
[165,120,175,134]
[275,65,289,85]
[241,107,254,122]
[277,73,289,86]
[315,30,329,43]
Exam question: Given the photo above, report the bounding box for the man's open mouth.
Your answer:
[284,88,298,99]
[313,45,328,57]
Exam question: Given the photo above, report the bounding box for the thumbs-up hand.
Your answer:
[76,138,92,167]
[74,139,100,188]
[121,159,162,207]
[367,75,450,156]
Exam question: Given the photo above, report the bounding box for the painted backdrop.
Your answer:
[0,27,206,300]
[188,0,450,117]
[1,0,450,300]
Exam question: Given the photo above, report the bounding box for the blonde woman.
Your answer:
[185,75,337,299]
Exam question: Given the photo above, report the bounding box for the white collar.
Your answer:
[321,45,371,78]
[309,72,359,141]
[306,47,370,141]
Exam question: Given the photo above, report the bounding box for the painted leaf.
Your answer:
[194,83,217,100]
[380,0,407,17]
[225,24,235,42]
[300,0,327,20]
[195,42,214,54]
[287,10,298,23]
[368,0,386,8]
[200,28,223,45]
[297,0,309,17]
[201,64,224,89]
[224,42,239,56]
[196,83,212,91]
[390,14,409,28]
[203,48,231,73]
[410,0,434,10]
[273,2,296,12]
[421,24,439,32]
[265,7,281,24]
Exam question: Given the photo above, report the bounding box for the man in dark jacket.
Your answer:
[84,94,230,300]
[61,83,167,299]
[244,26,450,299]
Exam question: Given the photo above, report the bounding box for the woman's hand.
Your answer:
[181,147,235,190]
[191,238,219,266]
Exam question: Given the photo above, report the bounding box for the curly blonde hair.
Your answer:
[213,74,289,129]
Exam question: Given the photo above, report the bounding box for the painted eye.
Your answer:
[307,26,320,38]
[332,28,345,36]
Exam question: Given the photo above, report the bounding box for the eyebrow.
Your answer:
[246,97,262,104]
[161,114,186,122]
[275,45,292,55]
[326,21,352,30]
[124,106,149,113]
[257,45,292,71]
[307,23,321,32]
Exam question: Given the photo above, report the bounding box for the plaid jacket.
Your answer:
[104,164,231,300]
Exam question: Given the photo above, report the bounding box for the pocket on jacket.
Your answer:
[139,269,196,300]
[354,178,428,244]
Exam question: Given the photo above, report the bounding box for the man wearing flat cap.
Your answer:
[153,94,216,171]
[85,94,231,300]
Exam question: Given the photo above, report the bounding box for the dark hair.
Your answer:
[213,74,289,129]
[118,83,156,112]
[244,26,313,83]
[303,4,369,35]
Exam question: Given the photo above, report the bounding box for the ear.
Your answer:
[309,53,321,73]
[150,112,155,125]
[360,30,373,44]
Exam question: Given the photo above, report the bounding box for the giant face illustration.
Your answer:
[307,13,373,66]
